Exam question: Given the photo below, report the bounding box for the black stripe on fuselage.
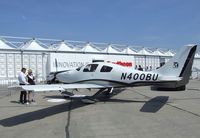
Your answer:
[63,79,177,87]
[179,45,197,77]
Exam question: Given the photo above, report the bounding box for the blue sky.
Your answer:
[0,0,200,49]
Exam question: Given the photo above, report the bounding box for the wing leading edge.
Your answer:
[8,84,108,92]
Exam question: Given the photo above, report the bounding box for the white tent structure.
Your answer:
[138,48,153,55]
[101,45,120,54]
[152,49,165,56]
[0,39,15,50]
[19,39,47,51]
[164,50,174,56]
[121,47,138,55]
[79,43,99,53]
[52,41,74,52]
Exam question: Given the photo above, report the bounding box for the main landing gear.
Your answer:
[61,88,114,104]
[81,87,114,104]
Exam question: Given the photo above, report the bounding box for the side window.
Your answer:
[100,65,113,72]
[83,64,98,72]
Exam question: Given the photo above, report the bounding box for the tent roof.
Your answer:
[53,41,74,51]
[101,45,120,54]
[121,47,138,55]
[20,39,47,50]
[138,48,153,55]
[152,49,165,56]
[1,36,199,58]
[0,39,15,49]
[164,50,175,56]
[79,43,99,52]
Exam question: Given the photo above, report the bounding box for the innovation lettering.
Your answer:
[53,61,89,68]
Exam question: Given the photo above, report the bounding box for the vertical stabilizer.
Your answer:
[155,44,197,89]
[156,45,197,76]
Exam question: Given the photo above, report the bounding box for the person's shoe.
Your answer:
[26,102,29,105]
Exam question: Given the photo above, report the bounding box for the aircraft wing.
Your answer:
[8,84,109,92]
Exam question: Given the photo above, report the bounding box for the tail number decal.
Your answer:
[121,73,158,81]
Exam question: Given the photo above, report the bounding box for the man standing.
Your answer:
[18,68,29,104]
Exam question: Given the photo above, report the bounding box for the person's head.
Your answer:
[21,68,26,73]
[28,69,32,75]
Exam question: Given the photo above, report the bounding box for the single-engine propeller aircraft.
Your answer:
[9,45,197,103]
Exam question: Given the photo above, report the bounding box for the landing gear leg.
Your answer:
[103,87,114,95]
[81,88,114,104]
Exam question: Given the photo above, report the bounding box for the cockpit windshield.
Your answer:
[83,64,98,72]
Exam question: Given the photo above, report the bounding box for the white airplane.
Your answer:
[9,44,197,103]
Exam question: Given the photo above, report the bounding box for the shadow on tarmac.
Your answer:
[0,102,76,127]
[140,96,169,113]
[0,89,168,127]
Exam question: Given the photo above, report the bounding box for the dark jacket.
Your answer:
[26,75,35,85]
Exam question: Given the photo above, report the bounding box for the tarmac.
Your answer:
[0,79,200,138]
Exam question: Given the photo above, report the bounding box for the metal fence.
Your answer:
[0,77,45,87]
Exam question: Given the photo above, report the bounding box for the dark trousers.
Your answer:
[19,84,27,103]
[20,91,27,103]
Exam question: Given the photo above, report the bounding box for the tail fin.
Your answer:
[156,44,197,87]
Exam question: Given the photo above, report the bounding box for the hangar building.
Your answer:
[0,36,199,85]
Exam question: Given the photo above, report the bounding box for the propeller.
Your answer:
[55,58,58,72]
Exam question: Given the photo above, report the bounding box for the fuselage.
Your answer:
[56,62,166,87]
